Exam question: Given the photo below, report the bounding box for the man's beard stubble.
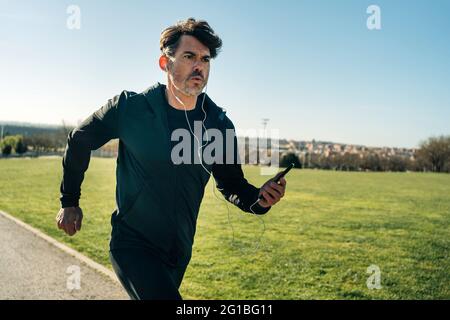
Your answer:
[168,69,207,97]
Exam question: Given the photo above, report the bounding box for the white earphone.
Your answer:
[166,70,266,254]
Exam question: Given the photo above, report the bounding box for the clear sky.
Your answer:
[1,0,449,148]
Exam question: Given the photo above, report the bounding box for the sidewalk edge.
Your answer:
[0,209,119,284]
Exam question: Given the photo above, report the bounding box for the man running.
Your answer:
[56,18,287,300]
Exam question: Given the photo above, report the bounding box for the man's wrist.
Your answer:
[251,199,271,214]
[60,195,79,208]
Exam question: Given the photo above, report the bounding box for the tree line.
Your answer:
[0,122,72,156]
[1,127,449,173]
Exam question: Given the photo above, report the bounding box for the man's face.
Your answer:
[166,35,211,97]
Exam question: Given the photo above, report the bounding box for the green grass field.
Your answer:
[0,157,449,299]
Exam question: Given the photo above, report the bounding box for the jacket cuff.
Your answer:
[60,195,79,208]
[250,201,271,215]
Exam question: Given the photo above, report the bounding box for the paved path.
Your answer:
[0,211,129,300]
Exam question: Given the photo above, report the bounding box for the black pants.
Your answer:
[109,247,187,300]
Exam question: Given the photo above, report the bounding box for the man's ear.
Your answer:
[159,55,169,72]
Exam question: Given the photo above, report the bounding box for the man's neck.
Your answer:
[165,83,197,111]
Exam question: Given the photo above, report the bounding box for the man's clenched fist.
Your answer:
[56,206,83,236]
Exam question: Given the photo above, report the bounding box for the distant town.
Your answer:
[1,121,449,173]
[278,138,416,161]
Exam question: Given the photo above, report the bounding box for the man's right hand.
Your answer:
[56,206,83,236]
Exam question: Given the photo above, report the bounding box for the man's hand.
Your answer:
[257,175,287,208]
[56,206,83,236]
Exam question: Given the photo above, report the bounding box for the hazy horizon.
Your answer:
[0,119,429,150]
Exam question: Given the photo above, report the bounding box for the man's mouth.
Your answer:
[190,76,203,82]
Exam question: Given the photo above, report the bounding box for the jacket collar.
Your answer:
[142,82,226,123]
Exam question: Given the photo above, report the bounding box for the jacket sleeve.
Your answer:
[211,118,271,215]
[59,92,125,208]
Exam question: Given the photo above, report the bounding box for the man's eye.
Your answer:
[203,58,210,63]
[184,55,193,59]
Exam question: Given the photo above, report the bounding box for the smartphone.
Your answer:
[258,163,295,200]
[274,163,295,183]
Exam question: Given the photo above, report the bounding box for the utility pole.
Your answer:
[262,118,269,134]
[259,118,270,165]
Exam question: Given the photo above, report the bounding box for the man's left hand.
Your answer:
[257,176,287,208]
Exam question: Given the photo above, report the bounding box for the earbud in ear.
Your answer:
[160,56,170,72]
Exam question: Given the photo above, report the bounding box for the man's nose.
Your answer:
[193,64,204,77]
[193,60,208,71]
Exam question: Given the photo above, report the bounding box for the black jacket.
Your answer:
[60,82,271,266]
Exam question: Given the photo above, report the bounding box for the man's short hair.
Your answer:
[160,18,223,59]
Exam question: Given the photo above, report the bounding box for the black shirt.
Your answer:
[110,87,219,263]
